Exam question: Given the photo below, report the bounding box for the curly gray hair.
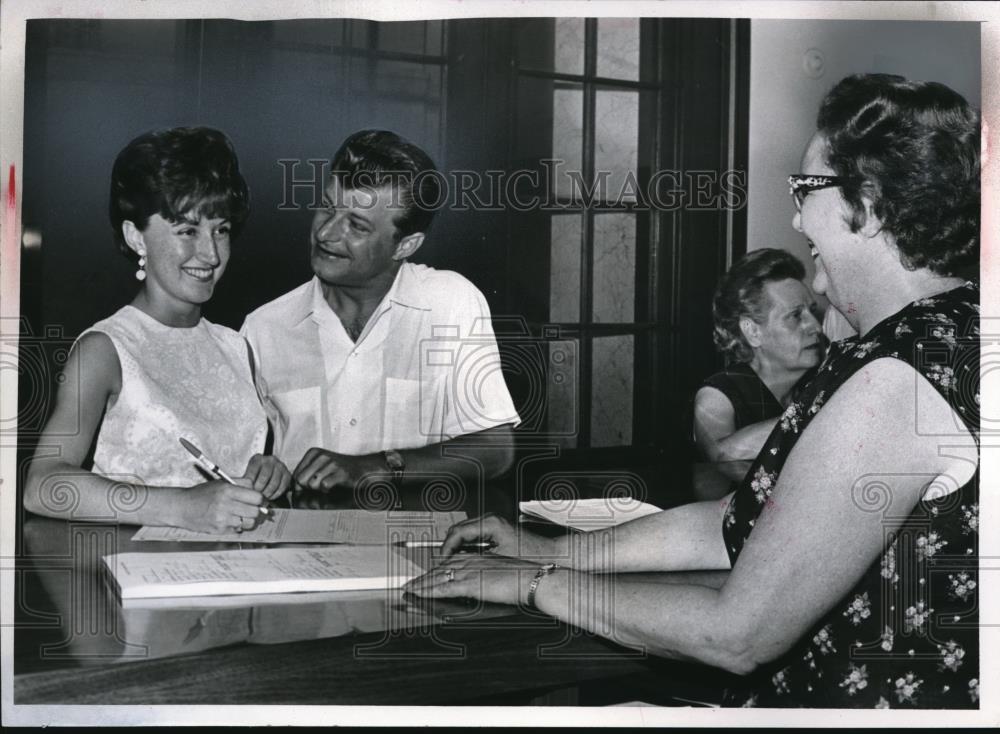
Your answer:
[712,248,807,363]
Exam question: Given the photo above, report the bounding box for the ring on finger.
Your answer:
[445,568,455,583]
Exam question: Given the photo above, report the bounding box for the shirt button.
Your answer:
[350,418,357,426]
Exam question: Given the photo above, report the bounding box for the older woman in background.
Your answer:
[694,248,824,481]
[409,73,981,709]
[25,127,290,532]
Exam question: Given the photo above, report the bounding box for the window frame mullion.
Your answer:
[577,18,598,449]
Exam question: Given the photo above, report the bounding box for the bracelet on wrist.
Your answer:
[526,562,560,609]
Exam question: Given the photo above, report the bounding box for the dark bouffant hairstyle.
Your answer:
[817,73,979,276]
[109,127,250,261]
[329,129,440,241]
[713,248,807,364]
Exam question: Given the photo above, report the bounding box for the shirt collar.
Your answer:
[283,277,321,327]
[291,264,430,327]
[385,262,430,311]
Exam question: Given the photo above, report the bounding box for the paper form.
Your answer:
[518,498,662,530]
[131,509,467,544]
[104,545,425,599]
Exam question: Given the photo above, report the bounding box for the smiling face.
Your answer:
[792,132,865,328]
[125,213,231,321]
[750,278,824,371]
[310,180,412,290]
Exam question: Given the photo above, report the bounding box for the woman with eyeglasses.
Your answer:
[407,73,980,709]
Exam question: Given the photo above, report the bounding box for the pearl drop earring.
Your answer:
[136,255,147,281]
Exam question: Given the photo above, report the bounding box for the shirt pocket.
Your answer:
[270,385,322,442]
[384,377,445,449]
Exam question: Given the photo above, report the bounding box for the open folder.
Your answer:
[132,509,466,544]
[103,545,424,600]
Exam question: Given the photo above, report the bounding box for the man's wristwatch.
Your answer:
[382,449,405,484]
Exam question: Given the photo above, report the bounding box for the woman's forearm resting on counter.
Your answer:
[524,361,972,674]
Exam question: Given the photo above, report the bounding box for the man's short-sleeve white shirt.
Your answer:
[241,263,520,467]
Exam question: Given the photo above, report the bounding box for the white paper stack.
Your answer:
[518,497,662,530]
[104,545,423,600]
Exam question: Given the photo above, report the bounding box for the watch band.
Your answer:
[382,449,405,483]
[526,562,560,609]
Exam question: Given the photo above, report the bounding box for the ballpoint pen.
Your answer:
[179,437,271,517]
[395,540,496,551]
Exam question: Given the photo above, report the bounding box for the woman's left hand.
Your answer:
[404,554,545,607]
[242,454,292,500]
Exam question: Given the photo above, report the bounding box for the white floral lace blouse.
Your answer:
[722,283,980,709]
[87,306,267,488]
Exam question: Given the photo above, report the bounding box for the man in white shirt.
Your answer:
[242,130,519,493]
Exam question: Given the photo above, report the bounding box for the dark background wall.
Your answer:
[22,19,459,335]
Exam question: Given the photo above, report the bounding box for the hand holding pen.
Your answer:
[433,513,556,560]
[180,438,274,532]
[396,539,498,554]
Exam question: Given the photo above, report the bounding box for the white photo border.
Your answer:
[1,0,997,727]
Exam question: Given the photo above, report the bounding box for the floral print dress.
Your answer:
[721,283,980,708]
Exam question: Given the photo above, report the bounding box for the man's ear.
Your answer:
[739,316,762,348]
[392,232,425,261]
[122,221,145,257]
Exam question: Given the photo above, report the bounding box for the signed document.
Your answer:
[132,509,467,545]
[104,545,425,600]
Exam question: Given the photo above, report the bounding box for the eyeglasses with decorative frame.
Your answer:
[787,174,853,211]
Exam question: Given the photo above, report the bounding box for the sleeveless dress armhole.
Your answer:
[720,282,980,709]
